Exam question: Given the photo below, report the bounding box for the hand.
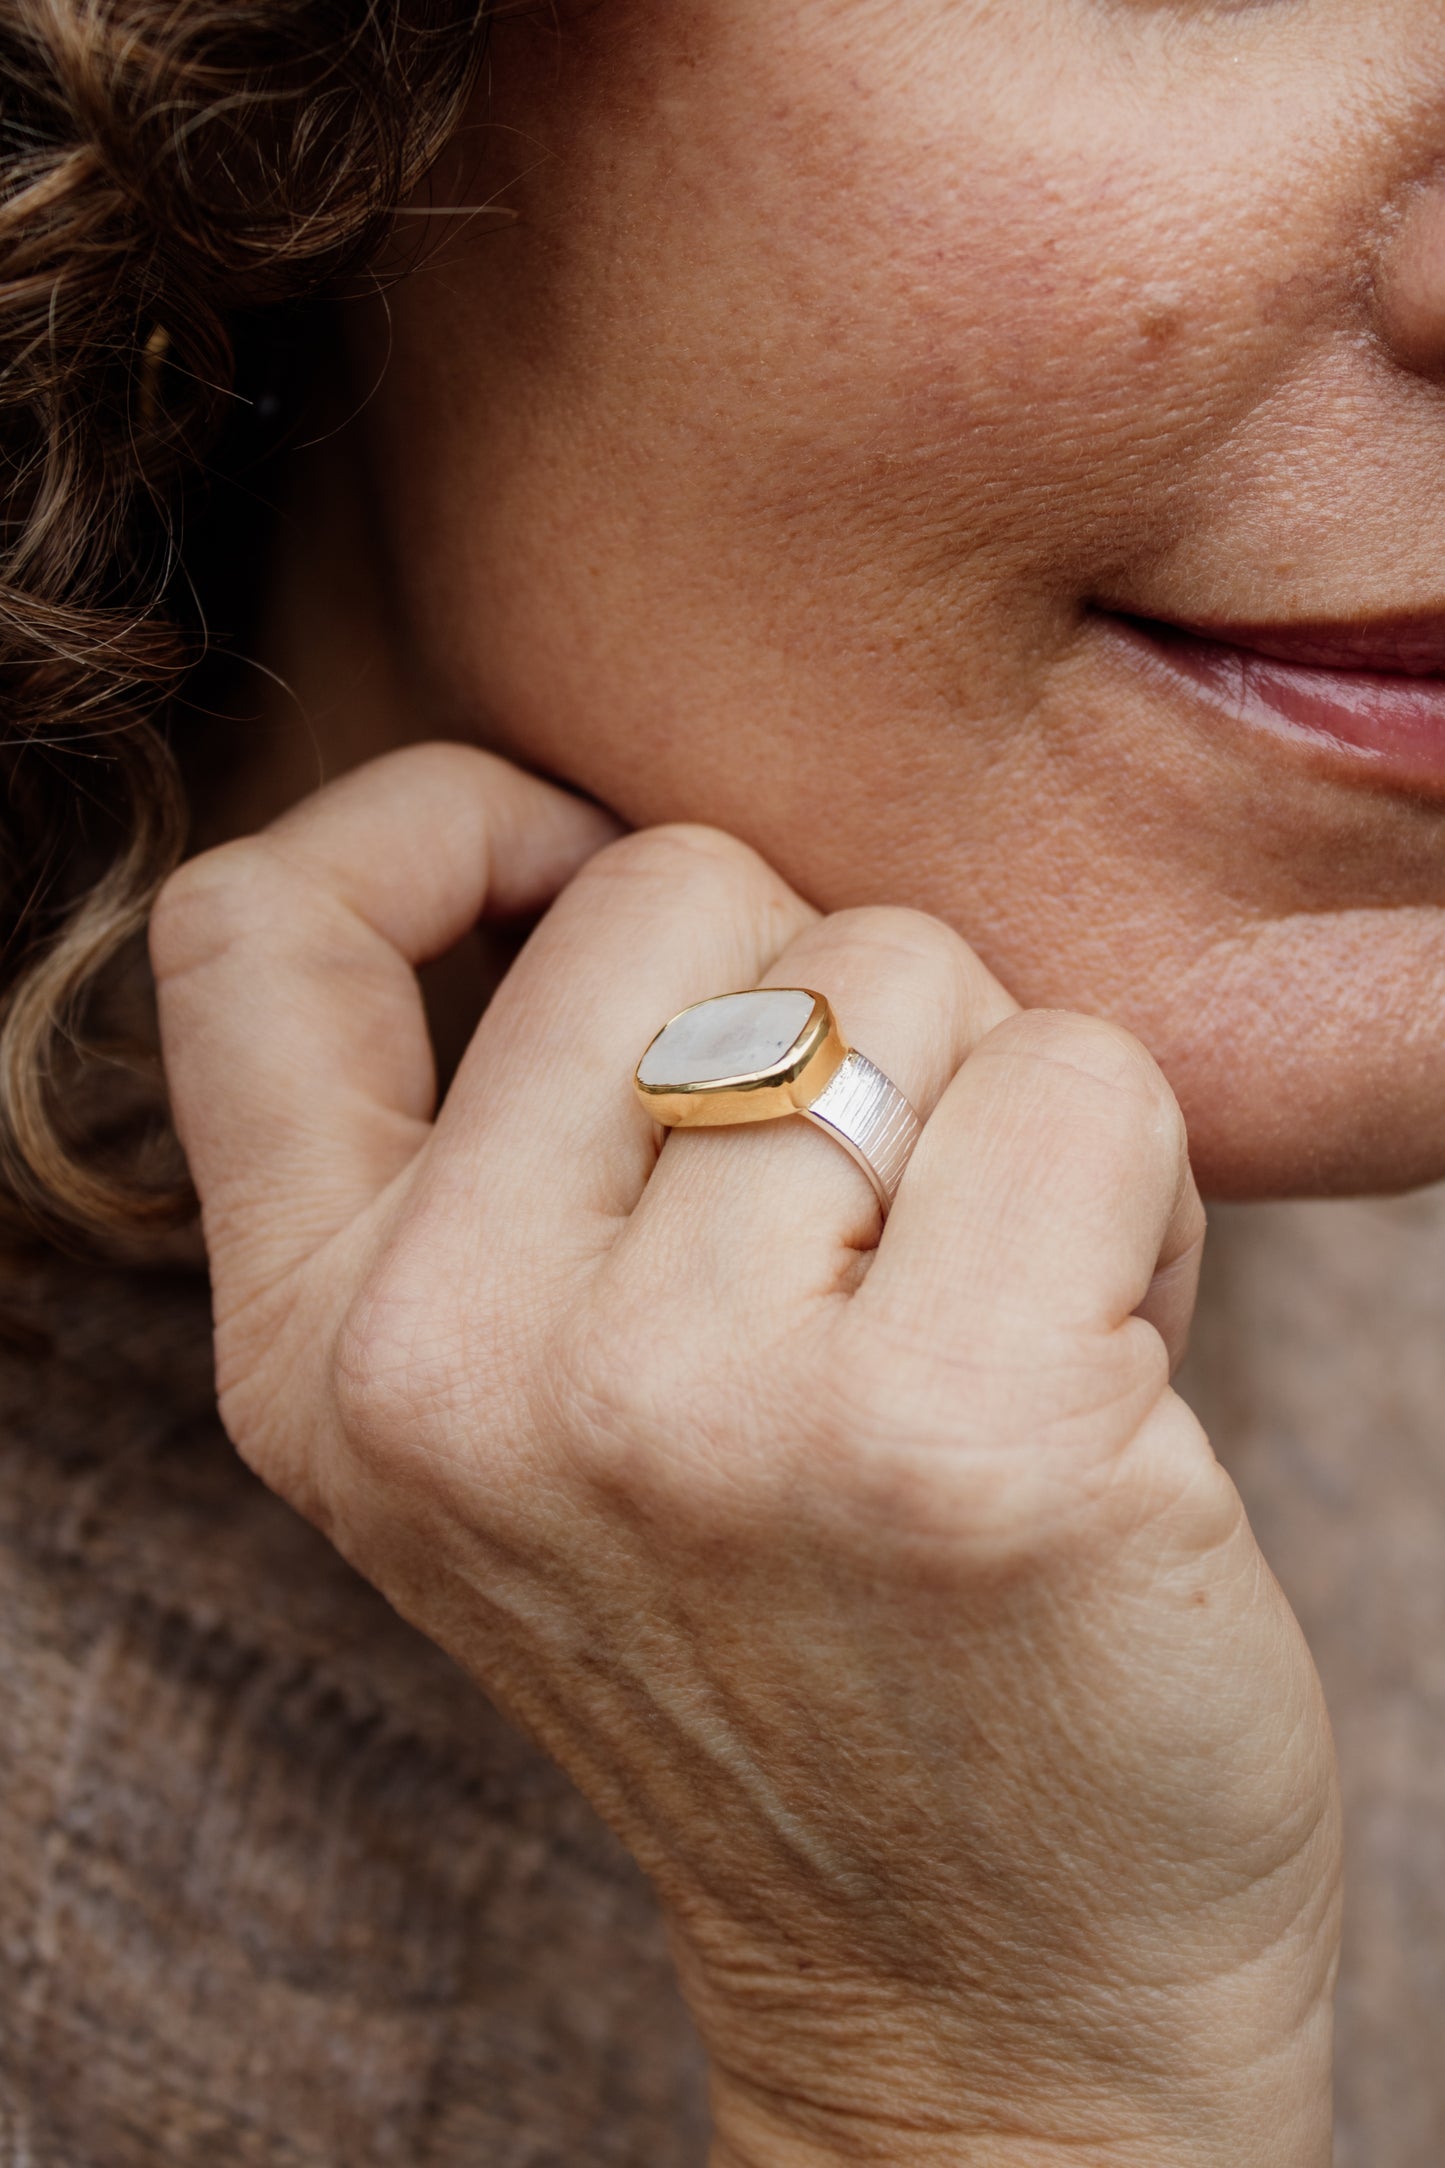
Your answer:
[151,743,1341,2168]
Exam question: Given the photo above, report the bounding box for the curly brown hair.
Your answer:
[0,0,492,1241]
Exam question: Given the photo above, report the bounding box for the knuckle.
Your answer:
[331,1247,475,1478]
[548,1289,699,1495]
[985,1009,1185,1151]
[546,1297,653,1460]
[816,903,970,978]
[547,1283,809,1535]
[331,1273,418,1462]
[148,836,296,983]
[992,1007,1156,1088]
[375,737,490,792]
[581,821,791,914]
[818,1316,1170,1563]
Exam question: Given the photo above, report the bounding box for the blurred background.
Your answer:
[1183,1191,1445,2165]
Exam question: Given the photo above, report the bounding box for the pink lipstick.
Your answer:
[1111,611,1445,795]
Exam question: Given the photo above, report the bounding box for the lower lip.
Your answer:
[1109,616,1445,797]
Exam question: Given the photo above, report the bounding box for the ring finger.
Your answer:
[613,905,1017,1312]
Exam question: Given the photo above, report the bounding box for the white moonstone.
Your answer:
[638,988,815,1088]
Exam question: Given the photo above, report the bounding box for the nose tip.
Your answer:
[1375,176,1445,379]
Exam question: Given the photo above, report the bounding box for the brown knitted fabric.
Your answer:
[3,1196,1445,2165]
[0,1251,707,2167]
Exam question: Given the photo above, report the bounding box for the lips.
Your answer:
[1155,613,1445,677]
[1109,610,1445,795]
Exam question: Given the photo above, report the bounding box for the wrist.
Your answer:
[702,1997,1335,2168]
[680,1835,1339,2168]
[710,2081,1334,2168]
[710,2141,1244,2168]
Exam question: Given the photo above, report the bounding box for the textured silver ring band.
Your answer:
[798,1049,921,1213]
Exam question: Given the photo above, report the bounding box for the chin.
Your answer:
[1098,921,1445,1203]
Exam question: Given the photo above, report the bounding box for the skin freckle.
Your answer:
[1136,297,1185,348]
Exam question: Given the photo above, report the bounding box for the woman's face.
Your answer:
[351,0,1445,1197]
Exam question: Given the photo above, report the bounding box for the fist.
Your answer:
[151,744,1340,2168]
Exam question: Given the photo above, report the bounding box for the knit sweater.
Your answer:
[0,1251,706,2167]
[3,1195,1444,2165]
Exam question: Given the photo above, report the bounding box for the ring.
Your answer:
[634,988,922,1214]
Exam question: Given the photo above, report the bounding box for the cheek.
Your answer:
[360,6,1334,941]
[568,15,1280,529]
[384,0,1335,687]
[356,6,1445,1200]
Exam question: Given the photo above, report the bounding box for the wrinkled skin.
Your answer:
[152,746,1339,2168]
[328,0,1445,1198]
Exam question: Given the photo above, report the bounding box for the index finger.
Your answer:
[150,742,620,1287]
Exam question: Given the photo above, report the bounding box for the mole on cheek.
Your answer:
[1135,286,1186,350]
